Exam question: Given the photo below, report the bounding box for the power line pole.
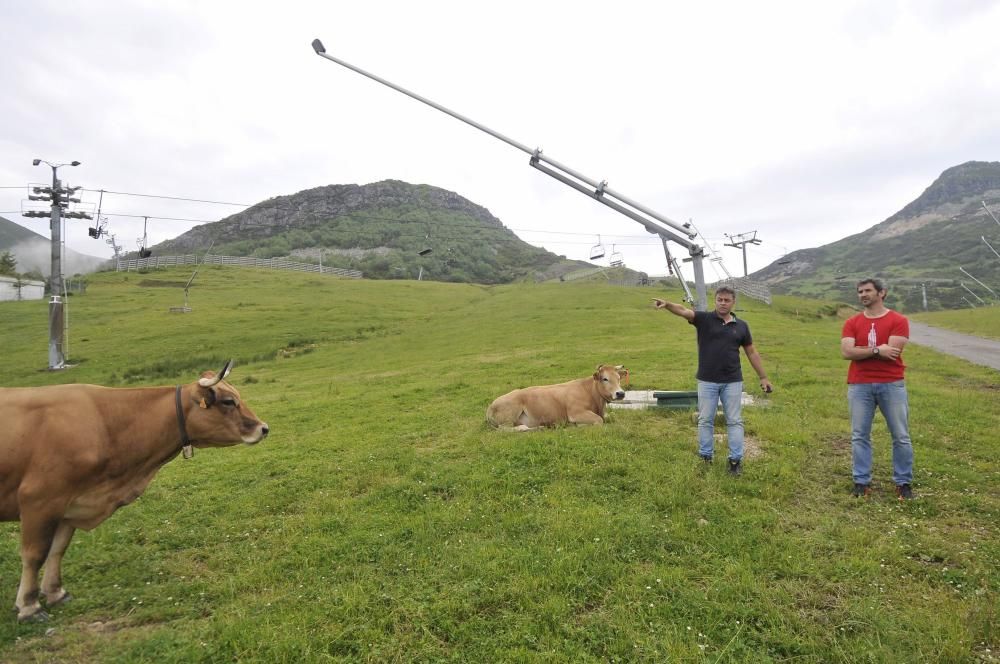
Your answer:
[983,236,1000,260]
[958,267,998,301]
[984,201,1000,227]
[23,158,89,369]
[960,282,987,305]
[724,231,762,277]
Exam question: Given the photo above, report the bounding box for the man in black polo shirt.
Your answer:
[653,286,773,475]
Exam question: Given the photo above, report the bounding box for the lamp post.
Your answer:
[32,157,80,370]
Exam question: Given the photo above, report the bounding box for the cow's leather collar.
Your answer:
[175,385,194,459]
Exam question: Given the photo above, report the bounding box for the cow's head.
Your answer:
[186,360,269,446]
[593,364,627,402]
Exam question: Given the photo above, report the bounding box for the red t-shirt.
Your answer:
[841,310,909,384]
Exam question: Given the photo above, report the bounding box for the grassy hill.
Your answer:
[1,267,996,661]
[146,180,611,284]
[912,306,1000,342]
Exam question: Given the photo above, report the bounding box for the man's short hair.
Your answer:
[715,286,737,299]
[856,277,886,293]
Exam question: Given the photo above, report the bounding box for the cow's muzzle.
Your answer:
[244,422,269,444]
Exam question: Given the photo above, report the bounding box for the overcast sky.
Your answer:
[2,0,999,279]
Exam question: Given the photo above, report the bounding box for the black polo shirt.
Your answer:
[690,310,752,383]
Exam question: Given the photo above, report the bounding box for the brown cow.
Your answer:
[0,360,269,622]
[486,364,627,431]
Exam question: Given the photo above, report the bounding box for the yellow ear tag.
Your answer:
[199,398,208,409]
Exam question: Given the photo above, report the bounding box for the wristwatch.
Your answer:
[872,347,880,356]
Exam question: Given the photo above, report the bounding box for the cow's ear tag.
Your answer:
[199,398,208,409]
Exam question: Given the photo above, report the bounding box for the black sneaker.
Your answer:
[699,454,713,464]
[851,483,872,498]
[895,484,913,500]
[728,459,742,476]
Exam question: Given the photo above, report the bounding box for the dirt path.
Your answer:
[908,321,1000,371]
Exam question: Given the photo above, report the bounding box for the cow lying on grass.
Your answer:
[486,364,627,431]
[0,360,269,622]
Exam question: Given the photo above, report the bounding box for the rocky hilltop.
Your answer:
[156,180,504,254]
[753,161,1000,310]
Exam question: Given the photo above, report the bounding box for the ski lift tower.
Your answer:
[724,231,762,277]
[310,39,708,310]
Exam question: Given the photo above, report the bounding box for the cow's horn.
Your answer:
[198,359,233,387]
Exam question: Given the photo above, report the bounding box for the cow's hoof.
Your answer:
[45,591,73,607]
[18,609,50,623]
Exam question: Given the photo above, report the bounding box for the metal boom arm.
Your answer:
[311,38,707,308]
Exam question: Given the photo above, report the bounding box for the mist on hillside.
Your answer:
[8,238,108,276]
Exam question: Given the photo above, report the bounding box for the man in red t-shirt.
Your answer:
[840,278,914,500]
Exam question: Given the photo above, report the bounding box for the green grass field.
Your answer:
[1,267,997,662]
[912,306,1000,341]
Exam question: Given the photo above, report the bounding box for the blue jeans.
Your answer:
[697,380,743,461]
[848,381,913,485]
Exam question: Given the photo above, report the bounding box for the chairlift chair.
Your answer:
[589,235,605,260]
[419,228,433,256]
[136,216,151,259]
[608,244,624,267]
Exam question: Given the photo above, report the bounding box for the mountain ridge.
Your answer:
[752,161,1000,310]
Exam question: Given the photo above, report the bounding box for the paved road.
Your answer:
[908,321,1000,371]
